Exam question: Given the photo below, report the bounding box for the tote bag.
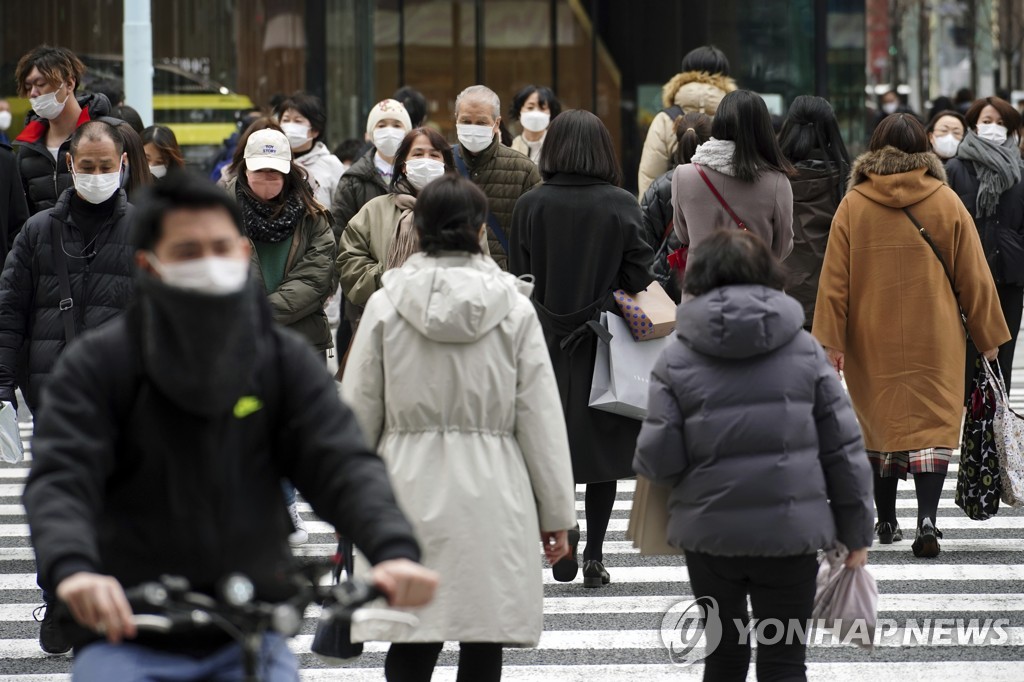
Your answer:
[588,312,671,420]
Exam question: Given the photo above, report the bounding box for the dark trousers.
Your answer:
[684,551,818,682]
[967,284,1023,397]
[385,642,502,682]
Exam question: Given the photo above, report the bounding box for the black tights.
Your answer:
[583,480,617,562]
[873,471,946,528]
[385,642,502,682]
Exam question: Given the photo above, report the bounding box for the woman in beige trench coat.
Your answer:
[814,113,1010,559]
[341,175,577,681]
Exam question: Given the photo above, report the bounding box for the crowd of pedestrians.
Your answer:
[0,39,1020,682]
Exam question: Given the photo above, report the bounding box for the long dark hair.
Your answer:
[539,109,621,185]
[112,120,153,199]
[414,175,486,256]
[778,95,851,203]
[141,125,185,170]
[390,127,455,194]
[674,112,712,165]
[712,90,795,182]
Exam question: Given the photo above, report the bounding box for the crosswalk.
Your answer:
[2,414,1024,680]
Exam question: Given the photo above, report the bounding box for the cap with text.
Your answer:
[244,129,291,174]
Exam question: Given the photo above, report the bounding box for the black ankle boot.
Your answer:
[582,560,610,588]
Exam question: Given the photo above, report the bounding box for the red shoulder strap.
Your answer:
[693,163,747,231]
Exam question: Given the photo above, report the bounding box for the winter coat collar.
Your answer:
[15,93,111,146]
[50,186,128,230]
[542,173,608,187]
[662,71,737,109]
[346,148,389,190]
[848,146,947,209]
[677,285,805,359]
[457,138,500,167]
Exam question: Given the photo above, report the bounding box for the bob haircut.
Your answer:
[712,90,795,182]
[925,110,968,137]
[414,175,486,256]
[133,170,244,252]
[539,109,621,186]
[683,229,787,298]
[390,127,455,193]
[16,45,86,96]
[274,91,329,145]
[142,125,185,170]
[508,85,563,121]
[869,113,929,154]
[965,96,1022,132]
[681,45,730,76]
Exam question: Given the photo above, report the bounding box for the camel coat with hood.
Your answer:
[637,71,737,196]
[342,253,576,646]
[813,147,1010,452]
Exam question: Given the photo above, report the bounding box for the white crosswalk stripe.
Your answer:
[2,402,1024,682]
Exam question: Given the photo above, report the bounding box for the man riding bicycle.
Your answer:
[23,172,438,679]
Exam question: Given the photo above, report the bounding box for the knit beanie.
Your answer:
[366,99,412,135]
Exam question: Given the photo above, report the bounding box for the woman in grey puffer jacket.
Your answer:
[633,230,874,682]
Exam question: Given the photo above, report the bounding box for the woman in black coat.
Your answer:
[946,96,1024,390]
[509,110,653,589]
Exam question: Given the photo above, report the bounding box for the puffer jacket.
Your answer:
[294,141,345,216]
[946,157,1024,286]
[633,285,874,557]
[454,141,542,270]
[15,93,112,215]
[639,168,682,301]
[0,188,135,410]
[787,159,844,329]
[638,72,736,196]
[331,148,389,236]
[227,179,337,351]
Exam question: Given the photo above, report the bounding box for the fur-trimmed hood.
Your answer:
[662,70,738,113]
[848,146,947,209]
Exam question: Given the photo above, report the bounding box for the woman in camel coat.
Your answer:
[814,113,1009,559]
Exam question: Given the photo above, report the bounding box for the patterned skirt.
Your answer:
[867,448,954,480]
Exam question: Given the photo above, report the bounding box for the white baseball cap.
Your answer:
[244,129,291,174]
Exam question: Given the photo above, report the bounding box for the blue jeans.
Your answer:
[72,633,298,681]
[281,480,295,507]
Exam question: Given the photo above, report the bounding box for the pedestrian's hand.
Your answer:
[371,558,439,608]
[982,347,999,362]
[844,547,868,569]
[56,572,136,643]
[541,530,570,565]
[825,347,845,376]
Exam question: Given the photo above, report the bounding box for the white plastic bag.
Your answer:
[984,360,1024,507]
[0,402,23,464]
[812,545,878,650]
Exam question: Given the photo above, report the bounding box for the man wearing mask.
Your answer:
[23,172,438,678]
[453,85,541,271]
[0,120,135,654]
[14,45,113,215]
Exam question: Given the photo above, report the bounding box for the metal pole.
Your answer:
[475,0,485,84]
[813,0,828,97]
[123,0,154,126]
[550,0,559,94]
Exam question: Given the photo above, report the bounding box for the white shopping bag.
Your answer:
[588,312,671,420]
[0,402,23,464]
[812,545,878,650]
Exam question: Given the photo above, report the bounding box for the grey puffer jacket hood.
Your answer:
[634,284,874,557]
[677,285,805,359]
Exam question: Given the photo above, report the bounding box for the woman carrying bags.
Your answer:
[342,175,576,682]
[814,114,1009,557]
[509,110,653,589]
[946,97,1024,391]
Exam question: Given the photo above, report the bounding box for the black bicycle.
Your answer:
[125,562,416,682]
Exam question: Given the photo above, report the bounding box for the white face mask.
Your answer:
[881,101,899,115]
[405,158,446,191]
[520,110,550,133]
[149,164,168,179]
[0,111,11,131]
[72,161,122,204]
[932,134,961,159]
[148,254,250,295]
[372,127,406,158]
[31,84,69,120]
[281,122,312,149]
[977,123,1009,145]
[457,124,495,153]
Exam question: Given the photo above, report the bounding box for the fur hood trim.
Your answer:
[848,146,947,192]
[661,71,738,108]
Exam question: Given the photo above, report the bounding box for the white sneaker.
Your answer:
[287,502,308,546]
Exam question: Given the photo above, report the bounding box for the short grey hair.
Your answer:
[455,85,500,120]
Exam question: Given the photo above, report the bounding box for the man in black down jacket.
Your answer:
[0,121,135,415]
[23,173,437,676]
[0,144,29,263]
[13,45,112,215]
